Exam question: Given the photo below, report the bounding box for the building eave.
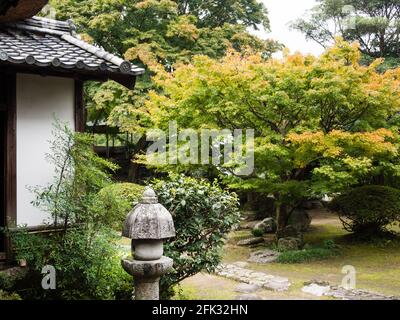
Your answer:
[0,16,145,89]
[0,0,48,23]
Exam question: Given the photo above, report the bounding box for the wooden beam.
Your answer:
[74,80,85,133]
[5,72,16,230]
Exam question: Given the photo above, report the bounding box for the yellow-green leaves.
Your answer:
[147,40,400,199]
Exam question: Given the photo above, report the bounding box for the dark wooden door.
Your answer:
[0,112,5,254]
[0,73,6,255]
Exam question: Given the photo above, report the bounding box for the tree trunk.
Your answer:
[128,161,141,182]
[276,203,289,231]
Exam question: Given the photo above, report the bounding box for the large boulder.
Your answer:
[276,225,302,239]
[288,209,312,232]
[276,225,304,248]
[253,217,276,235]
[277,237,302,251]
[241,220,261,230]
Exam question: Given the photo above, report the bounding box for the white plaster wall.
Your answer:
[16,74,75,227]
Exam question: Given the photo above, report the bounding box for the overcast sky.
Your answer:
[251,0,325,56]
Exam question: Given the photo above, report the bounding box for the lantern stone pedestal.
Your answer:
[121,187,176,300]
[122,256,173,300]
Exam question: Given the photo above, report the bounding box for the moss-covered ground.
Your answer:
[177,209,400,299]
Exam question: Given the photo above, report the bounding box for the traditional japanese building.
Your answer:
[0,0,144,260]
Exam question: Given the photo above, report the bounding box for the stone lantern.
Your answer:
[121,187,175,300]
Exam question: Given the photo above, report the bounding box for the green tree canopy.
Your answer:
[50,0,277,72]
[145,40,400,229]
[49,0,279,136]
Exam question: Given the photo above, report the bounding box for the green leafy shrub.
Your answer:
[0,272,15,291]
[276,240,339,263]
[329,185,400,236]
[10,228,132,300]
[322,239,336,250]
[0,290,21,300]
[252,228,264,237]
[94,183,144,229]
[9,122,132,300]
[151,174,240,299]
[276,248,338,264]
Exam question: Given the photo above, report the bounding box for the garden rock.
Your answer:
[237,237,264,246]
[248,249,280,263]
[276,225,302,239]
[304,280,330,286]
[288,209,312,232]
[253,218,276,234]
[263,278,291,292]
[277,237,301,251]
[241,220,261,230]
[234,283,260,293]
[302,283,331,297]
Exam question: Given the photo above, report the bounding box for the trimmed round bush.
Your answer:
[94,183,144,228]
[329,185,400,236]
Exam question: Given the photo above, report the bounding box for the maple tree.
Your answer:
[145,39,400,230]
[49,0,279,160]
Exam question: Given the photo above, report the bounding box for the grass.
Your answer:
[175,274,238,300]
[276,247,340,264]
[219,210,400,297]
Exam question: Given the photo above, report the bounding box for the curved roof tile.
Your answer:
[0,16,144,83]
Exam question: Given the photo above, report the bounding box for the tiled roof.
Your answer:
[0,16,144,79]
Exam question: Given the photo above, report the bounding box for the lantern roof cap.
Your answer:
[122,188,176,240]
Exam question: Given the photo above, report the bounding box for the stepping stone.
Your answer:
[237,237,264,246]
[235,294,263,300]
[324,285,399,300]
[234,283,260,293]
[248,249,280,264]
[232,261,249,268]
[263,280,290,292]
[304,279,330,287]
[214,263,291,292]
[302,283,331,297]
